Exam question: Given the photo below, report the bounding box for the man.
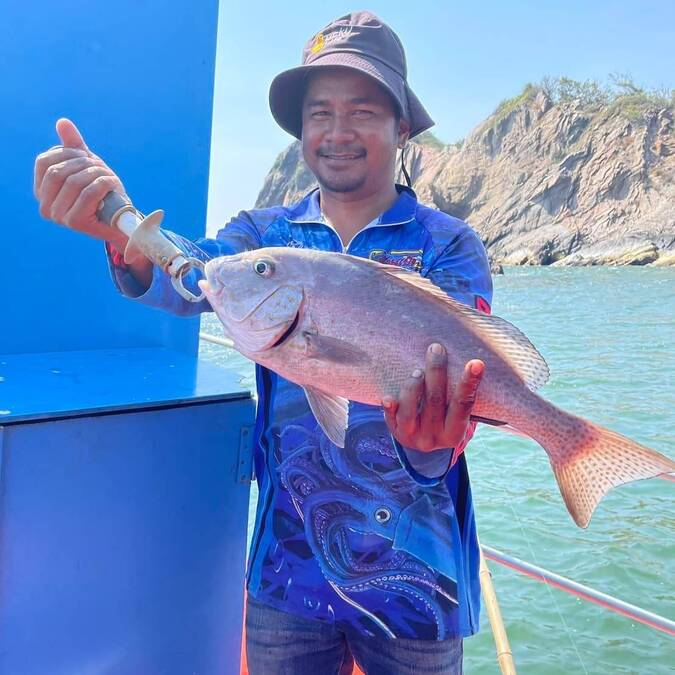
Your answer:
[35,11,492,674]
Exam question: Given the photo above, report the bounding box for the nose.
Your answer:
[326,112,357,144]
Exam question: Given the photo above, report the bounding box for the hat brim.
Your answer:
[269,52,434,140]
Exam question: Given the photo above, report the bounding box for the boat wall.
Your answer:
[0,0,219,355]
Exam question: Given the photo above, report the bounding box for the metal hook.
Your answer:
[170,258,206,303]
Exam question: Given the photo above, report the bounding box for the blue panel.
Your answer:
[0,347,250,423]
[0,399,253,674]
[0,0,219,355]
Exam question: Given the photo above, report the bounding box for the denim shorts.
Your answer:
[245,595,463,675]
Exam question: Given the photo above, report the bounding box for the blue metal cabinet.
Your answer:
[0,349,255,675]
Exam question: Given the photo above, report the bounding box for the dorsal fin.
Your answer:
[347,255,550,390]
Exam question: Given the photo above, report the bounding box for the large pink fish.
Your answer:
[198,247,674,528]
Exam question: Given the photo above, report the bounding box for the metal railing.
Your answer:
[482,545,675,637]
[200,331,235,349]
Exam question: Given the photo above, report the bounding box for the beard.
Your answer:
[313,146,368,194]
[316,169,367,194]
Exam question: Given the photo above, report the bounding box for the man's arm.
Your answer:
[383,224,494,484]
[35,118,262,316]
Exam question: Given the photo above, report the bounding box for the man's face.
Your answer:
[301,68,409,199]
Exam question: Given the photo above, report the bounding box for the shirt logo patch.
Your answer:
[369,249,423,272]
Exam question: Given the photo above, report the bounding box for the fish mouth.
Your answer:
[268,308,301,349]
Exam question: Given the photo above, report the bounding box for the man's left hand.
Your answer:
[383,343,484,453]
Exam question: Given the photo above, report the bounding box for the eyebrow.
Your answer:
[305,96,382,108]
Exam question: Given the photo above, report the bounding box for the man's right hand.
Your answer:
[34,118,154,290]
[34,118,130,250]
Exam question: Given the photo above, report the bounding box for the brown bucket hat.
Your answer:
[269,11,435,140]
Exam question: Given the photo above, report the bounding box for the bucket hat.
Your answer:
[269,11,434,140]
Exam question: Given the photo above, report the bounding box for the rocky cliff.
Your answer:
[255,82,675,266]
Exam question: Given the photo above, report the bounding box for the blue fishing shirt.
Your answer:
[107,186,493,640]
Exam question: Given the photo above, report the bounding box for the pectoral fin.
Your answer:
[303,332,370,365]
[303,385,349,447]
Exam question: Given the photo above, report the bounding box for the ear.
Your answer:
[397,118,411,149]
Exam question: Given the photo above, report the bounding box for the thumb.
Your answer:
[56,117,90,151]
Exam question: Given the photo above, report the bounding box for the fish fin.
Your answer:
[304,332,370,365]
[374,264,549,390]
[303,386,349,448]
[539,413,675,528]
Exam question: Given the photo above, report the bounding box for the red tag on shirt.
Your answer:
[106,242,128,271]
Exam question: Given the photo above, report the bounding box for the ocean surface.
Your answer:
[199,266,674,675]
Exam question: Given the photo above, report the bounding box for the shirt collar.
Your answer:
[287,184,418,226]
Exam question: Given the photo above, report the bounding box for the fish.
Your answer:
[198,247,675,528]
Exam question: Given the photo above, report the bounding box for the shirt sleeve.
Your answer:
[105,210,263,317]
[395,225,493,485]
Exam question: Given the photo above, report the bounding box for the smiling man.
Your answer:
[34,11,492,674]
[297,68,408,250]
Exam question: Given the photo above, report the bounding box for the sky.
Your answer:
[206,0,674,235]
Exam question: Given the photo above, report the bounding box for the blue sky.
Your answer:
[206,1,674,234]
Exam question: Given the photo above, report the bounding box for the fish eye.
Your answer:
[253,259,274,277]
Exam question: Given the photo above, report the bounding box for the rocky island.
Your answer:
[255,77,674,267]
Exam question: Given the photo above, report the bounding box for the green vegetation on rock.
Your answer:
[541,76,609,109]
[489,75,673,126]
[492,83,539,124]
[605,75,673,122]
[414,130,446,149]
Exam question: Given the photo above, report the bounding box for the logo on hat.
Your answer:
[324,26,354,47]
[310,32,325,54]
[310,26,354,55]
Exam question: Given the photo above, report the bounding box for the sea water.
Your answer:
[199,266,674,674]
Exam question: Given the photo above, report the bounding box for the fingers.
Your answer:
[39,158,111,219]
[64,174,124,232]
[50,165,124,227]
[384,353,484,453]
[382,397,399,434]
[419,343,448,432]
[38,158,106,220]
[56,118,89,151]
[34,118,93,198]
[34,147,89,199]
[51,165,118,224]
[394,368,424,439]
[444,360,484,441]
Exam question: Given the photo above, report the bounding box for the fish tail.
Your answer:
[524,403,675,528]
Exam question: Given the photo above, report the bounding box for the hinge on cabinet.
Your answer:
[237,425,255,483]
